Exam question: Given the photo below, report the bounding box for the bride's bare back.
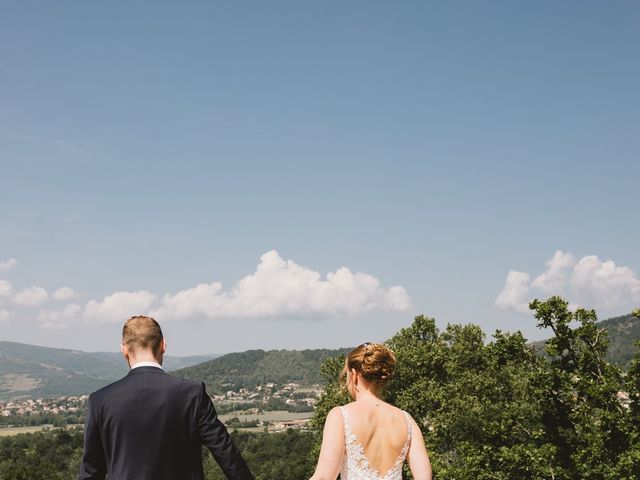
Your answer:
[341,401,409,477]
[309,342,431,480]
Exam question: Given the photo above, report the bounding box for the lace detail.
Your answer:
[339,406,412,480]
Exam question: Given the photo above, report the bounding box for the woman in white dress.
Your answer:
[310,343,432,480]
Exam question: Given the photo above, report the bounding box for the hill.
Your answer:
[599,313,640,366]
[173,348,351,394]
[0,341,217,401]
[532,312,640,367]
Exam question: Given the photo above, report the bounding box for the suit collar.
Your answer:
[127,365,167,376]
[131,360,164,370]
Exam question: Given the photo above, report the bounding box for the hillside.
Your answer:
[0,341,217,401]
[532,312,640,367]
[3,312,637,401]
[173,348,351,394]
[599,313,640,366]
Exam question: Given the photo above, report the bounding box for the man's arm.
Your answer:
[78,395,107,480]
[197,382,254,480]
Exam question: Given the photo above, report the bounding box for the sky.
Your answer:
[1,1,638,356]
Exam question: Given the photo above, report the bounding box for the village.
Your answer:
[0,382,325,433]
[1,395,86,418]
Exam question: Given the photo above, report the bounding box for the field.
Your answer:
[0,410,310,437]
[219,409,312,423]
[0,425,58,437]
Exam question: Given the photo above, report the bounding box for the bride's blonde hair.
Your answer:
[340,342,396,392]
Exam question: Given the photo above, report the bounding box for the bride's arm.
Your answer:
[406,416,432,480]
[309,407,344,480]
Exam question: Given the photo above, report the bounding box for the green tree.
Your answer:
[617,307,640,477]
[311,300,640,480]
[530,297,632,479]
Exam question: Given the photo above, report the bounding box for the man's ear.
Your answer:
[160,338,167,355]
[120,342,129,359]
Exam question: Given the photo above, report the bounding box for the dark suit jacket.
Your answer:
[79,366,254,480]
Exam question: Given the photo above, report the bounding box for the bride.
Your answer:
[310,343,432,480]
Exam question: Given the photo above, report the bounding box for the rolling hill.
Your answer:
[0,341,217,401]
[173,348,351,394]
[599,313,640,366]
[531,312,639,367]
[2,312,638,401]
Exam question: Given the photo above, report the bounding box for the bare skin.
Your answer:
[120,338,167,367]
[310,369,432,480]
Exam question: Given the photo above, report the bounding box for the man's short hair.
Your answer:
[122,315,164,355]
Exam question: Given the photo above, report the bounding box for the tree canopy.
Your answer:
[313,297,640,479]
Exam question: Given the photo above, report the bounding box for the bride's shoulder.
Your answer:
[333,401,356,413]
[322,405,349,434]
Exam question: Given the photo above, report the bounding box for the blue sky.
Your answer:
[1,2,638,355]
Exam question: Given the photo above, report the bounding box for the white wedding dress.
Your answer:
[339,406,412,480]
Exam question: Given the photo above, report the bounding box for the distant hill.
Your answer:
[6,312,636,401]
[532,313,640,368]
[0,341,217,401]
[173,348,351,394]
[599,313,640,367]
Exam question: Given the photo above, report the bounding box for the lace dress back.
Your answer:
[339,406,412,480]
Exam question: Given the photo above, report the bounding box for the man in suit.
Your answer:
[79,315,254,480]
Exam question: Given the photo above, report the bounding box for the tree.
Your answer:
[617,307,640,477]
[311,300,640,479]
[529,297,630,479]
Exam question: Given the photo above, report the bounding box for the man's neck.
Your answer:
[130,359,164,370]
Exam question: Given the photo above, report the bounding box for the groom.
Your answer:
[79,315,254,480]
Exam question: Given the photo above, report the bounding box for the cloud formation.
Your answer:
[0,258,18,272]
[13,286,48,307]
[38,303,82,329]
[0,280,12,297]
[494,271,531,314]
[495,250,640,315]
[52,287,77,301]
[0,260,81,321]
[26,250,410,328]
[154,250,411,321]
[0,309,12,323]
[84,291,157,324]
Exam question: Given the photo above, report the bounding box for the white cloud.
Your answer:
[13,286,48,306]
[154,250,411,320]
[0,279,12,297]
[494,271,531,314]
[52,286,77,301]
[570,255,640,310]
[0,258,18,272]
[530,250,575,294]
[5,250,410,327]
[38,303,82,329]
[84,291,157,324]
[496,251,640,315]
[0,309,12,323]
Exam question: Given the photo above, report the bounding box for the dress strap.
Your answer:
[339,406,354,443]
[403,411,412,448]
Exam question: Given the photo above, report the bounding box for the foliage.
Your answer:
[0,412,83,428]
[595,313,640,367]
[312,298,640,479]
[0,427,314,480]
[531,312,640,368]
[0,428,84,480]
[3,302,640,479]
[203,429,315,480]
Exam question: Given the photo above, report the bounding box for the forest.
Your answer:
[1,298,639,479]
